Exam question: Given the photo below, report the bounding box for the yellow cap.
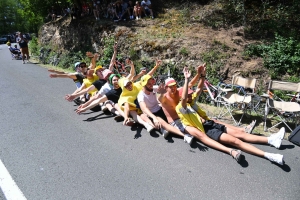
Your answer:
[94,65,103,73]
[140,74,153,86]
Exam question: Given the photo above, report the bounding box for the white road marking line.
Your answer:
[0,159,27,200]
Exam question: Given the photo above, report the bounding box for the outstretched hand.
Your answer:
[86,51,94,58]
[155,58,162,67]
[197,63,206,76]
[48,69,56,73]
[183,66,191,79]
[139,69,147,75]
[127,60,134,66]
[49,74,57,78]
[157,83,166,94]
[75,107,85,114]
[65,94,75,102]
[94,53,100,60]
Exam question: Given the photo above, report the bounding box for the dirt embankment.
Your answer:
[40,2,270,83]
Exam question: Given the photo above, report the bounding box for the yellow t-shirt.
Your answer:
[83,74,99,95]
[175,93,209,133]
[118,78,143,111]
[191,93,210,120]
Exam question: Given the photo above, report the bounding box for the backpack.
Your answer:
[288,125,300,146]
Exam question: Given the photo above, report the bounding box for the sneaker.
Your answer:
[73,97,81,106]
[23,61,25,64]
[101,105,108,112]
[144,123,154,133]
[268,127,285,149]
[136,17,139,20]
[265,153,284,165]
[160,128,170,138]
[114,115,124,122]
[275,127,285,139]
[151,16,154,19]
[184,134,194,145]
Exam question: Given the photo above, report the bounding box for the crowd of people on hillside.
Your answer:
[47,0,154,22]
[47,43,288,166]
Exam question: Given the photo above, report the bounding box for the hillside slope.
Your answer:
[39,1,270,87]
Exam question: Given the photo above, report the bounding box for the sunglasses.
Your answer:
[80,65,87,68]
[167,84,177,87]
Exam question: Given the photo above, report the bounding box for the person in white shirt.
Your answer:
[137,74,194,144]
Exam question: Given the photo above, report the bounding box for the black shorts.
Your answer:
[149,107,168,122]
[203,120,227,141]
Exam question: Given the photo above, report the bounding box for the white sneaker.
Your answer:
[160,128,170,138]
[275,127,285,139]
[268,127,285,149]
[184,134,194,145]
[265,153,284,165]
[145,123,154,133]
[136,17,139,20]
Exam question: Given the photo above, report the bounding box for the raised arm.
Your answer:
[194,63,206,97]
[125,60,136,80]
[87,52,98,70]
[180,67,191,109]
[188,68,200,88]
[147,58,162,76]
[131,68,146,82]
[108,44,118,71]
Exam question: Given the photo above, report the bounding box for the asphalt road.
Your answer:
[0,44,299,200]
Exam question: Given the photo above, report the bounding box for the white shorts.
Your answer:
[170,119,186,133]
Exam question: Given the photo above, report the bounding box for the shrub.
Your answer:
[28,36,40,56]
[99,36,115,66]
[244,34,300,79]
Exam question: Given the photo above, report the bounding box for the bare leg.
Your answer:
[106,103,113,111]
[157,117,185,137]
[185,126,237,157]
[114,104,125,117]
[219,133,265,157]
[214,119,269,144]
[129,111,150,127]
[140,114,155,127]
[226,126,268,143]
